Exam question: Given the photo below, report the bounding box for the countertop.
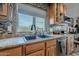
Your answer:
[0,35,64,50]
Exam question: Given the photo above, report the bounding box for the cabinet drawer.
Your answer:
[0,46,22,56]
[26,42,45,54]
[27,50,45,56]
[46,40,56,48]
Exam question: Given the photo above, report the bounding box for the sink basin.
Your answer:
[25,35,36,40]
[38,35,51,38]
[24,34,52,40]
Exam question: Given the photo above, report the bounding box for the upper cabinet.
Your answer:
[0,3,9,19]
[48,3,65,24]
[48,3,56,24]
[59,4,64,15]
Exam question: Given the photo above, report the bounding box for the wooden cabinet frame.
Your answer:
[0,46,22,56]
[49,3,65,24]
[0,40,57,56]
[0,3,8,16]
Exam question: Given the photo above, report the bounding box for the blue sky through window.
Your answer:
[36,17,45,30]
[18,13,33,27]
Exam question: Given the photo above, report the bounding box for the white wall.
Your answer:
[65,3,79,18]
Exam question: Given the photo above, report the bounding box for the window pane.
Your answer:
[17,13,33,32]
[36,17,45,32]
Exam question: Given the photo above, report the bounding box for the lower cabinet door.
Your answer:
[0,46,22,56]
[46,46,56,56]
[27,50,45,56]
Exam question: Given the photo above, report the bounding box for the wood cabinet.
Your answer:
[48,3,65,24]
[46,39,56,48]
[46,40,57,56]
[59,4,65,15]
[67,34,74,55]
[0,39,57,56]
[0,3,9,19]
[48,3,56,24]
[56,3,64,23]
[25,40,57,56]
[0,46,22,56]
[46,46,56,56]
[25,42,45,55]
[27,50,45,56]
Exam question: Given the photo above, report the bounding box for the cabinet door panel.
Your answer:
[26,42,45,54]
[0,46,22,56]
[49,3,64,24]
[0,3,8,16]
[67,35,74,55]
[27,50,45,56]
[46,40,56,48]
[49,4,56,24]
[46,46,56,56]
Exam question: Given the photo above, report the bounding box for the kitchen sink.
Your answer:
[25,35,36,40]
[24,34,52,41]
[38,35,51,38]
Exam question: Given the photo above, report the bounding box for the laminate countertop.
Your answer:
[0,35,65,50]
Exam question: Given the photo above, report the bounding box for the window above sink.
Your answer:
[16,4,47,33]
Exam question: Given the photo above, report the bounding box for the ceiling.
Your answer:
[26,3,48,11]
[64,3,79,18]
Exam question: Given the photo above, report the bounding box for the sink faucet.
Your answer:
[31,24,37,36]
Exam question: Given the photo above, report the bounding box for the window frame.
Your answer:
[16,4,47,33]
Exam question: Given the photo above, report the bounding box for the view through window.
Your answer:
[16,4,46,33]
[17,12,45,33]
[36,17,45,32]
[17,13,33,32]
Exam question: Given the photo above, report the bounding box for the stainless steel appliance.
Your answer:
[49,23,68,55]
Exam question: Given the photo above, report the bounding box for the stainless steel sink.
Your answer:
[38,35,51,38]
[25,35,36,40]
